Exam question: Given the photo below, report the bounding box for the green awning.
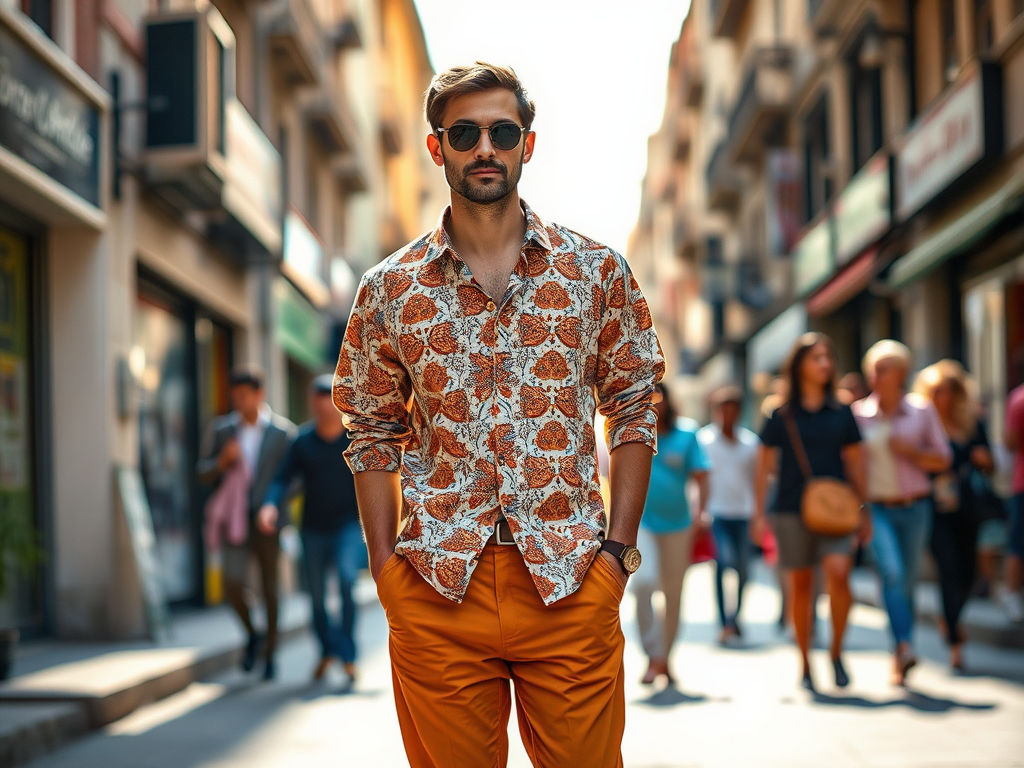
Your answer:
[888,175,1024,289]
[274,278,328,370]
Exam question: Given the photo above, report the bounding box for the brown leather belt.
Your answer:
[486,517,516,546]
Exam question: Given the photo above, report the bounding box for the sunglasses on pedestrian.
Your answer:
[437,121,528,152]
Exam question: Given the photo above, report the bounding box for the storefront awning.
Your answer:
[807,248,880,318]
[888,175,1024,289]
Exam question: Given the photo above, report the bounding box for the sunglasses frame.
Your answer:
[436,122,528,152]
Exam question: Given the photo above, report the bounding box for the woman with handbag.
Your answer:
[853,341,953,685]
[752,333,870,692]
[915,360,997,671]
[631,381,711,686]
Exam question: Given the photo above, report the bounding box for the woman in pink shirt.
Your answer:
[853,341,952,685]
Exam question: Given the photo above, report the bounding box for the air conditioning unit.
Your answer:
[142,6,235,212]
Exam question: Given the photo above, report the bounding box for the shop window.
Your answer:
[973,0,994,53]
[941,0,959,83]
[802,95,832,224]
[19,0,52,38]
[0,226,41,631]
[848,36,884,173]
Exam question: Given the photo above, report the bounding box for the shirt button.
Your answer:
[486,301,496,312]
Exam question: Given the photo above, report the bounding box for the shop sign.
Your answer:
[895,62,1002,221]
[834,152,891,265]
[0,20,101,207]
[282,208,329,306]
[274,278,326,371]
[792,214,834,297]
[223,99,282,254]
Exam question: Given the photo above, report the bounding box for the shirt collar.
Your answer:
[859,392,907,418]
[423,200,554,265]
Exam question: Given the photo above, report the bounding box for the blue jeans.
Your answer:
[712,518,750,628]
[869,499,932,645]
[301,523,366,664]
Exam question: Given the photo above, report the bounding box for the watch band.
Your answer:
[600,540,627,559]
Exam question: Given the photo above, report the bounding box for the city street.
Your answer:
[23,564,1024,768]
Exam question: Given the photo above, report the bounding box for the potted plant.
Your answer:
[0,501,45,680]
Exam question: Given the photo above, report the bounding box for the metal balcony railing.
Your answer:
[726,46,794,164]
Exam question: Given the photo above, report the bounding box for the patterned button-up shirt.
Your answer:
[333,202,665,604]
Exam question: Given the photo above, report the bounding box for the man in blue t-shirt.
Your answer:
[259,375,364,686]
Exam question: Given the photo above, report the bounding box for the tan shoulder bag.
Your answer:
[783,410,862,537]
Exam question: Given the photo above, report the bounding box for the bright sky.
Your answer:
[412,0,691,254]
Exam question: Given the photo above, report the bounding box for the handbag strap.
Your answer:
[782,408,815,480]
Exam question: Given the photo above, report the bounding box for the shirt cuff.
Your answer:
[344,442,404,474]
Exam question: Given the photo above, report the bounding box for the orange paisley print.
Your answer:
[333,202,664,605]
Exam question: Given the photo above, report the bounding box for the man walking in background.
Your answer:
[198,367,296,680]
[698,385,759,644]
[258,375,365,687]
[334,62,664,767]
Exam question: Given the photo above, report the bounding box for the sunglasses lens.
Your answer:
[447,124,480,151]
[489,123,522,150]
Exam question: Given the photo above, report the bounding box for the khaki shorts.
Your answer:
[771,513,855,571]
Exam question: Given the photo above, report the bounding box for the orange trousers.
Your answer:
[376,543,627,768]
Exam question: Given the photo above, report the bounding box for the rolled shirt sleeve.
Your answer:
[595,255,666,453]
[333,272,414,473]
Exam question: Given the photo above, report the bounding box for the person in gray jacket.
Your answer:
[197,367,296,680]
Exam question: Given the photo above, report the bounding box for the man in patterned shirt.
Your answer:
[333,62,664,768]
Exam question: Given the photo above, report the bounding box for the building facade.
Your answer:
[632,0,1024,432]
[0,0,440,639]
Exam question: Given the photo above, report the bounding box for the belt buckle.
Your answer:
[494,517,516,546]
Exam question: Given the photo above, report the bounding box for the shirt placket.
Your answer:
[490,257,530,528]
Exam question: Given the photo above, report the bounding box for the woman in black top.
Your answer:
[752,333,871,692]
[915,360,995,671]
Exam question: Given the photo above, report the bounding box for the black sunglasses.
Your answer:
[437,122,527,152]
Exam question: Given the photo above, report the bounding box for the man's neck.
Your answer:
[240,409,261,426]
[315,418,344,441]
[445,191,527,263]
[721,424,737,441]
[877,390,903,415]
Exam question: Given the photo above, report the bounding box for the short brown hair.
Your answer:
[424,62,536,133]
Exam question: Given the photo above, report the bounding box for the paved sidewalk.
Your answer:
[17,562,1024,768]
[0,595,309,767]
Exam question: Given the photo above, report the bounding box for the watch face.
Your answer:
[621,546,642,573]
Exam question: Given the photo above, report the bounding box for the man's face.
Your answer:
[309,391,340,422]
[427,89,535,204]
[719,401,740,430]
[230,384,263,416]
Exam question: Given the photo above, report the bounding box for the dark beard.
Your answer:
[445,154,523,205]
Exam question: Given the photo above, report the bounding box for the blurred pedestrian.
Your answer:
[752,333,870,692]
[698,385,758,644]
[258,375,364,687]
[333,63,664,767]
[197,367,296,680]
[631,382,710,684]
[914,360,995,669]
[854,341,952,685]
[1003,381,1024,622]
[838,372,869,405]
